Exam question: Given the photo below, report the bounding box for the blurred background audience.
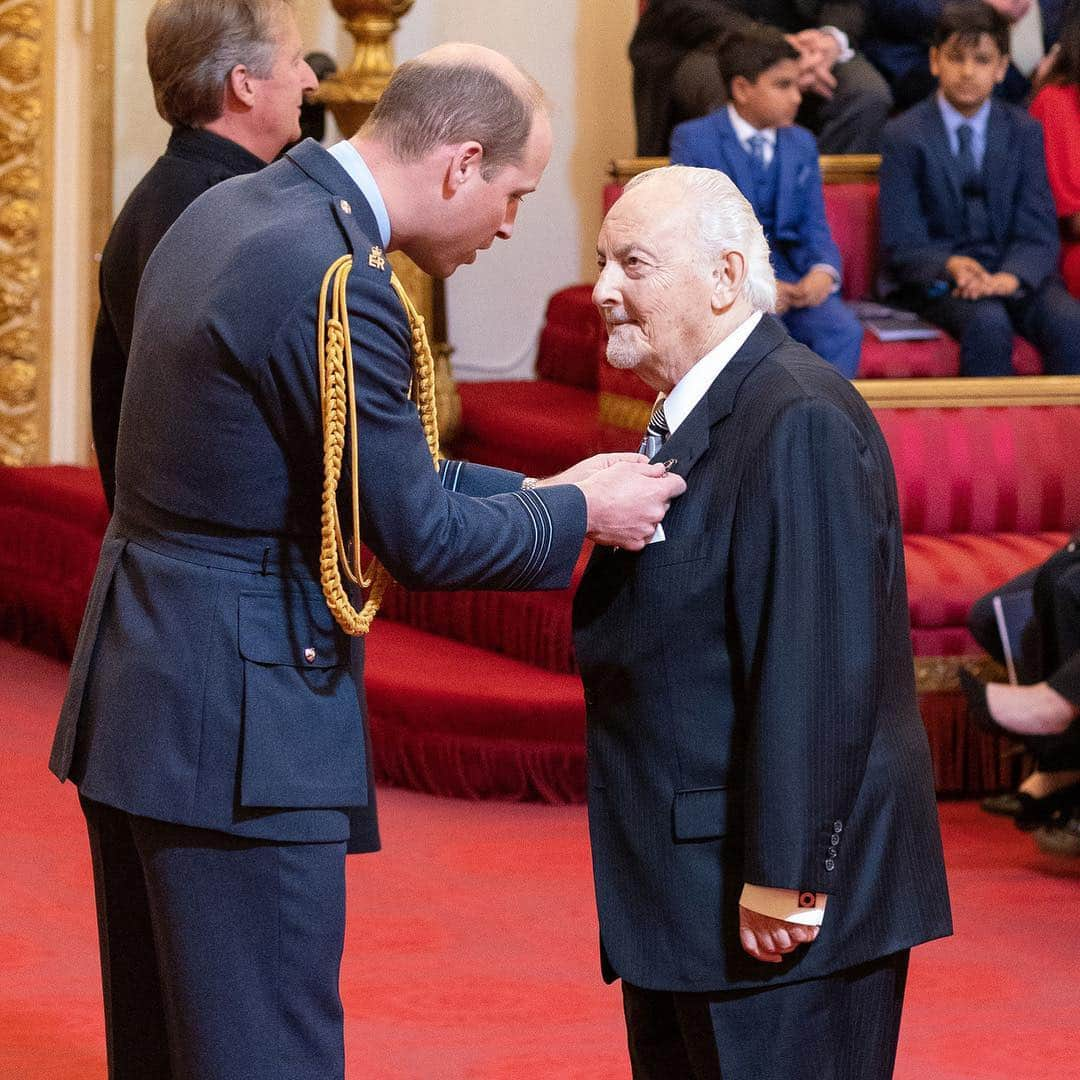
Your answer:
[629,0,891,155]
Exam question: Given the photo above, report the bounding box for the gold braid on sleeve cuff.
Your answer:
[317,256,440,635]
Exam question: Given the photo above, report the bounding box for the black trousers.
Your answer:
[622,950,910,1080]
[969,536,1080,768]
[912,279,1080,377]
[80,795,348,1080]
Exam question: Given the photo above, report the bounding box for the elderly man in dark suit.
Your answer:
[574,164,951,1079]
[51,44,685,1079]
[630,0,892,154]
[91,0,318,511]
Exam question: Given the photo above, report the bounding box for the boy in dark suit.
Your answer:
[670,27,864,377]
[880,0,1080,376]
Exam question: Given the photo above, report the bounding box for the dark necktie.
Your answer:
[956,123,990,240]
[639,398,669,459]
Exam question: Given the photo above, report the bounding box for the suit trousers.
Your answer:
[621,950,910,1080]
[781,296,864,379]
[915,278,1080,376]
[80,795,348,1080]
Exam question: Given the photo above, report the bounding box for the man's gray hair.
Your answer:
[625,165,777,312]
[147,0,289,128]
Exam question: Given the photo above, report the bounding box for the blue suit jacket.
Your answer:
[879,96,1060,292]
[670,109,842,281]
[573,317,951,992]
[50,140,587,851]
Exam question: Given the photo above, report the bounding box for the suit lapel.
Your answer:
[922,101,965,214]
[657,314,789,485]
[774,127,799,238]
[982,103,1012,247]
[712,110,756,205]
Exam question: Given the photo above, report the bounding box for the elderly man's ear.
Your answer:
[711,250,747,311]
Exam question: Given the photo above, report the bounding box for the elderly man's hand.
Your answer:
[739,906,820,963]
[578,461,687,550]
[538,453,651,487]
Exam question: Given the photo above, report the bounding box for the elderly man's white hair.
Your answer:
[624,165,777,313]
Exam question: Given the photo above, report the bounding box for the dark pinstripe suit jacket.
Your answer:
[573,316,951,992]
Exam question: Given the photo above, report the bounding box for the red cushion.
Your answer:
[454,381,601,476]
[0,465,108,533]
[365,620,584,744]
[903,531,1066,630]
[879,407,1080,535]
[824,182,879,301]
[381,546,590,674]
[858,333,961,378]
[536,285,604,390]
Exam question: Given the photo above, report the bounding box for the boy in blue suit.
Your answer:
[670,26,864,378]
[880,1,1080,376]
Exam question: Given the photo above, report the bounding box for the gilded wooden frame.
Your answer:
[606,155,1080,409]
[0,0,53,463]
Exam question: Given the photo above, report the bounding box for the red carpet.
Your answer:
[1,640,1077,1079]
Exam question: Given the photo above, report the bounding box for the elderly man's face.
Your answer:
[593,183,717,388]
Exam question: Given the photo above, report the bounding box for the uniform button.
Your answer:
[825,858,836,871]
[830,833,840,846]
[833,820,843,833]
[828,847,838,857]
[340,199,352,214]
[304,647,317,663]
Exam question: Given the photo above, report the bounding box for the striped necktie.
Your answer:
[639,397,669,458]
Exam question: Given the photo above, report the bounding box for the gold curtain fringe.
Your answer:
[317,257,440,635]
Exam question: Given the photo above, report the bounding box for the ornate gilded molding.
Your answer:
[0,0,48,463]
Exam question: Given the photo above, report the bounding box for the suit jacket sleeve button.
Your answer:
[830,834,840,846]
[833,821,843,833]
[828,847,838,857]
[825,858,836,871]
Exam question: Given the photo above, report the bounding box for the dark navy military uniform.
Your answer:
[51,140,586,1079]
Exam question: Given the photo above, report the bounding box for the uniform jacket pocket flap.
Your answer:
[238,591,345,668]
[673,786,727,841]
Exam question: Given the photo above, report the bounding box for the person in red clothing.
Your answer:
[1030,3,1080,297]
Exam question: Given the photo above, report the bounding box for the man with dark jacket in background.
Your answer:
[630,0,891,155]
[91,0,316,510]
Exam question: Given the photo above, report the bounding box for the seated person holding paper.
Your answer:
[962,534,1080,847]
[670,26,863,378]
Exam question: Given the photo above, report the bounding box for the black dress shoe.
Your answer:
[1013,782,1080,832]
[980,792,1022,817]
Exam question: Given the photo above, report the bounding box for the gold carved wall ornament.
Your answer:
[0,0,47,463]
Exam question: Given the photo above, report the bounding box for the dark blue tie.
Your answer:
[957,123,990,241]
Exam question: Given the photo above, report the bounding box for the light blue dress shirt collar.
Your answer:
[936,93,991,172]
[327,140,391,249]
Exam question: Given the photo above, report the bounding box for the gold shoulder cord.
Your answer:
[316,256,440,635]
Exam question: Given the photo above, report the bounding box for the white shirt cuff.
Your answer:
[739,883,828,926]
[820,26,854,64]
